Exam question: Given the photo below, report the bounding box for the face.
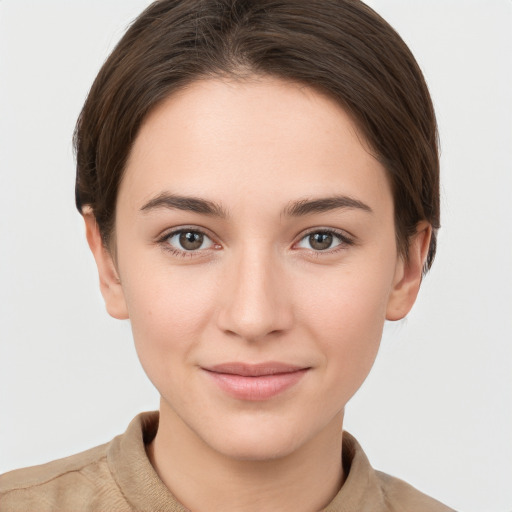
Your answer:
[88,77,426,461]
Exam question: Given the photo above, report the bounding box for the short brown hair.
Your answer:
[74,0,440,271]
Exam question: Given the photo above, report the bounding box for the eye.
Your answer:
[166,229,215,252]
[296,230,350,251]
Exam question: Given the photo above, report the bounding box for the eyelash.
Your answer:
[296,228,355,255]
[156,227,218,259]
[156,227,355,258]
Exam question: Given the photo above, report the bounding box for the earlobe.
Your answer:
[386,221,432,321]
[83,209,129,320]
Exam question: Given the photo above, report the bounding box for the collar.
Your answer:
[107,411,388,512]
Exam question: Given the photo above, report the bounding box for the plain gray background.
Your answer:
[1,1,511,511]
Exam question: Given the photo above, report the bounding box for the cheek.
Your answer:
[120,262,219,375]
[293,260,394,382]
[298,258,392,333]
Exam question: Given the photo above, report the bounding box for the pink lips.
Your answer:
[203,362,309,401]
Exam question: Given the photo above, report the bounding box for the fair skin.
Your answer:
[85,76,430,512]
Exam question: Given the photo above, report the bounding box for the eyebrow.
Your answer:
[140,193,227,218]
[139,192,372,218]
[283,195,373,217]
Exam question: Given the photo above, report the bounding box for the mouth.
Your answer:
[202,362,310,401]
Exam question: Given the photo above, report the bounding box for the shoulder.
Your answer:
[375,470,456,512]
[0,441,128,512]
[0,442,109,491]
[331,432,456,512]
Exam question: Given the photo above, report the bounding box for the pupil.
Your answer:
[179,231,203,250]
[310,232,332,250]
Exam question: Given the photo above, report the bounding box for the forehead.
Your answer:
[119,77,391,216]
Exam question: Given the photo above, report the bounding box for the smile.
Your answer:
[202,363,310,401]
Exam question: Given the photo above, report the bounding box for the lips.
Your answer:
[202,362,310,401]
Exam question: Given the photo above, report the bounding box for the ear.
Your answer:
[83,209,129,320]
[386,221,432,321]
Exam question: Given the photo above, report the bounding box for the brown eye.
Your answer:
[296,230,348,252]
[179,231,204,250]
[166,230,214,252]
[309,232,333,250]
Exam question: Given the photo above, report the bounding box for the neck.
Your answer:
[147,401,345,512]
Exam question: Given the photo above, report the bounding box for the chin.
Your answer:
[213,434,303,462]
[196,413,318,462]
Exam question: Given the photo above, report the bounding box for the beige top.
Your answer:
[0,411,454,511]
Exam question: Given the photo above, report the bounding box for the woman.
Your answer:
[1,1,454,510]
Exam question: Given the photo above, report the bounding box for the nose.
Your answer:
[216,246,294,342]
